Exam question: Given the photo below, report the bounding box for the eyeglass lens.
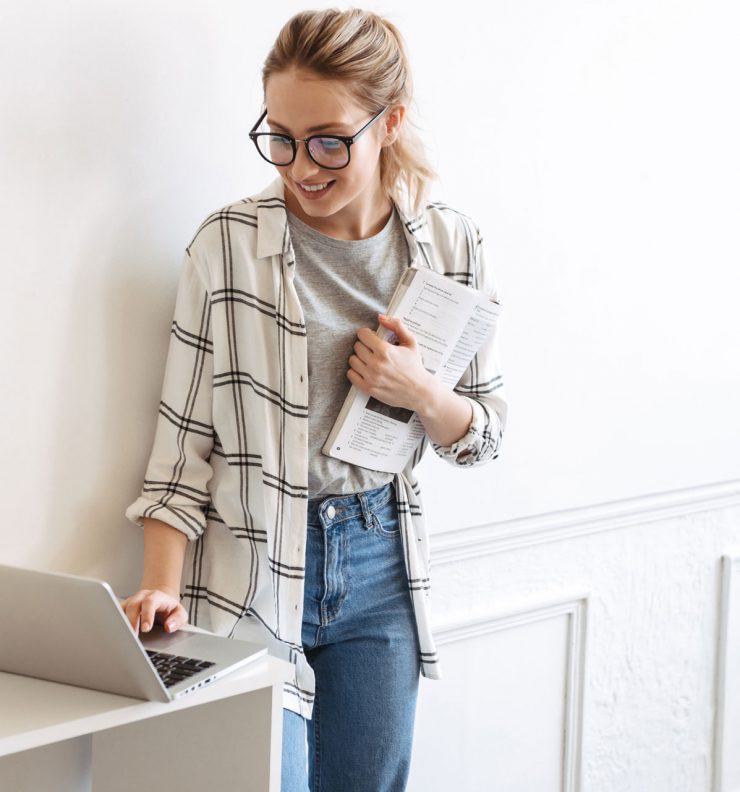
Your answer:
[255,134,350,168]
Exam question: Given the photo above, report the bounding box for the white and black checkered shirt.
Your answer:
[125,176,508,719]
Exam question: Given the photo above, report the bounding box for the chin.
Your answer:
[288,185,340,215]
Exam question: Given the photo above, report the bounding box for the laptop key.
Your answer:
[145,650,215,685]
[144,649,217,687]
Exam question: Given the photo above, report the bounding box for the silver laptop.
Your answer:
[0,564,268,702]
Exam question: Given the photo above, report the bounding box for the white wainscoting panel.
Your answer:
[408,593,588,792]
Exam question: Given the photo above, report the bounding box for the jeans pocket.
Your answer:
[371,496,401,538]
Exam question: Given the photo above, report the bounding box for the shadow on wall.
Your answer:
[40,211,176,595]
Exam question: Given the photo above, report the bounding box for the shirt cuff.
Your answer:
[430,396,487,466]
[125,496,206,542]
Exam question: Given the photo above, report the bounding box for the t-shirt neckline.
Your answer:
[286,206,398,252]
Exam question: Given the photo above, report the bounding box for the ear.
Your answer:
[382,105,406,147]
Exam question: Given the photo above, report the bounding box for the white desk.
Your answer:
[0,650,293,792]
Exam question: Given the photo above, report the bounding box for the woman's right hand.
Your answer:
[120,588,189,635]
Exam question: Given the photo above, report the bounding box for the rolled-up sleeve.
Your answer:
[430,219,508,467]
[124,245,215,541]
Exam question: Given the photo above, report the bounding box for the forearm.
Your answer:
[140,517,188,596]
[413,374,474,447]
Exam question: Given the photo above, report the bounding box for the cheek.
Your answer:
[351,145,380,173]
[338,152,379,191]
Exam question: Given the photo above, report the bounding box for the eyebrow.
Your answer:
[266,117,351,135]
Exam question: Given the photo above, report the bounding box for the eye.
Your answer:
[269,134,292,147]
[316,137,343,151]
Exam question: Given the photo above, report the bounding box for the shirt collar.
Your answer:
[254,176,432,262]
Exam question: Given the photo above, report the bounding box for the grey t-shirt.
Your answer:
[287,206,409,499]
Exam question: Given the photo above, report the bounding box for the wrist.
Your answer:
[139,581,180,598]
[415,384,475,448]
[412,370,443,418]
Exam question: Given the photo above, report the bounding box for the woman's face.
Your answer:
[263,67,400,233]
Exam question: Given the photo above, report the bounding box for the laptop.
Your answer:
[0,564,268,702]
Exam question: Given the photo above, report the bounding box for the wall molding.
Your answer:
[431,590,589,792]
[431,479,740,565]
[713,552,740,792]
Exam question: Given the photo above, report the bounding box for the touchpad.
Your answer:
[138,623,201,653]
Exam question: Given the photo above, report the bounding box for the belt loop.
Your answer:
[357,491,374,531]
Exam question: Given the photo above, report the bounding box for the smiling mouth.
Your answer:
[296,180,336,195]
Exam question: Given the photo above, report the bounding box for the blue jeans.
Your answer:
[281,480,421,792]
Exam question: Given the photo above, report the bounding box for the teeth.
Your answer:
[300,182,331,192]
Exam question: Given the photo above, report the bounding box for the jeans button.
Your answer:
[326,505,336,519]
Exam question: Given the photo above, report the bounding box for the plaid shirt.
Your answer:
[125,176,508,719]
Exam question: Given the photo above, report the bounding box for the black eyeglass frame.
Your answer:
[248,105,390,170]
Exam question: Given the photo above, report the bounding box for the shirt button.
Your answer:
[326,505,336,519]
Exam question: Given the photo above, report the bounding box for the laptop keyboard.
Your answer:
[145,650,216,688]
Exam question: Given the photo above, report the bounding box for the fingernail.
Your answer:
[141,621,149,631]
[167,622,175,632]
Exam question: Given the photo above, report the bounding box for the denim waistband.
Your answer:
[306,480,396,527]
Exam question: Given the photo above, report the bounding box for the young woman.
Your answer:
[122,8,507,792]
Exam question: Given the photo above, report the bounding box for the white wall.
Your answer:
[413,0,740,529]
[2,1,739,790]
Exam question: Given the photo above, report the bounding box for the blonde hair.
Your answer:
[261,8,437,217]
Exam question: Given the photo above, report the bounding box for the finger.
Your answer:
[357,326,383,352]
[353,339,373,364]
[163,604,189,634]
[122,598,142,633]
[141,592,187,633]
[348,353,370,377]
[347,368,368,393]
[379,314,413,345]
[139,591,173,632]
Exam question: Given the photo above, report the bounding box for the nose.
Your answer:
[287,142,322,183]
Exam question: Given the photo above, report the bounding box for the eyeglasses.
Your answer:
[249,106,389,170]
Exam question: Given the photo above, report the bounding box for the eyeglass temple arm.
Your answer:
[249,109,268,135]
[346,106,390,144]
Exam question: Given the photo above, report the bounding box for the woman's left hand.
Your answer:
[347,314,434,411]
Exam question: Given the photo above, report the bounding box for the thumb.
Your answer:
[378,313,415,346]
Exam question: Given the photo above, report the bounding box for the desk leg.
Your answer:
[91,683,283,792]
[0,735,92,791]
